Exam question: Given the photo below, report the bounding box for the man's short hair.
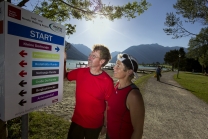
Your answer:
[92,44,111,67]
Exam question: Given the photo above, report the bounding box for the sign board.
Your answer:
[0,1,65,121]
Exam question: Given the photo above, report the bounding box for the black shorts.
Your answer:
[67,122,102,139]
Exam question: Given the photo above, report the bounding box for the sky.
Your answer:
[21,0,202,53]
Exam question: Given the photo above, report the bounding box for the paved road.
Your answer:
[142,72,208,139]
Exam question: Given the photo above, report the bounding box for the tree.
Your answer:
[163,0,208,39]
[9,0,151,36]
[187,27,208,72]
[164,48,185,71]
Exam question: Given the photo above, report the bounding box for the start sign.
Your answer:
[0,1,65,121]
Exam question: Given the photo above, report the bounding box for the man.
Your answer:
[156,66,161,81]
[64,44,114,139]
[106,53,145,139]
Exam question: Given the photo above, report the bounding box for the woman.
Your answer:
[106,53,145,139]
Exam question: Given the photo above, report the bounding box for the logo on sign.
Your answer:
[8,5,21,20]
[49,23,62,33]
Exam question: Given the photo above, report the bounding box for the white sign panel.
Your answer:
[0,1,65,121]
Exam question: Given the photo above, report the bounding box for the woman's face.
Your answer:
[113,60,127,79]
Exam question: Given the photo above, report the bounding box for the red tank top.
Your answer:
[107,82,139,139]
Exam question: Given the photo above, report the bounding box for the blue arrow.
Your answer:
[55,46,60,52]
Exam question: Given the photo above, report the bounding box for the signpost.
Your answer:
[0,1,65,123]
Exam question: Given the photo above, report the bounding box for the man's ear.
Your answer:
[100,59,105,66]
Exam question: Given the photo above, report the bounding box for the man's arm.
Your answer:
[127,89,145,139]
[100,101,107,135]
[64,51,67,79]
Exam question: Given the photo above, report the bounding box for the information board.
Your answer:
[0,1,65,121]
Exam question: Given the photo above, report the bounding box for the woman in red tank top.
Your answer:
[106,53,145,139]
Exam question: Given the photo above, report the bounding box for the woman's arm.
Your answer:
[127,89,145,139]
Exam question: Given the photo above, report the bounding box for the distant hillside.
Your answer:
[110,44,188,64]
[72,44,91,57]
[111,51,120,59]
[65,42,88,60]
[71,44,120,60]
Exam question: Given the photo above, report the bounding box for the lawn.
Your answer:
[173,72,208,103]
[7,112,70,139]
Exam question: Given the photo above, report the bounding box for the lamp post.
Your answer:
[177,54,181,78]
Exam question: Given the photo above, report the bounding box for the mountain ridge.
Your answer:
[67,43,187,64]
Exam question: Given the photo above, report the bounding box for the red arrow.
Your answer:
[19,70,27,77]
[19,60,27,67]
[19,50,27,57]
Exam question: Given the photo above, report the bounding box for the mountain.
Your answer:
[111,51,120,59]
[65,42,88,60]
[72,44,92,57]
[71,44,120,60]
[110,44,188,64]
[66,43,188,63]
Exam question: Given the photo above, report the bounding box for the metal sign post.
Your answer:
[21,114,28,139]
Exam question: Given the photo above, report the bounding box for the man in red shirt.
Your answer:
[64,44,114,139]
[107,53,145,139]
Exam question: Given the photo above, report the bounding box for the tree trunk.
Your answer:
[202,65,204,73]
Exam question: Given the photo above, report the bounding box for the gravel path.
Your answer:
[142,72,208,139]
[38,71,208,139]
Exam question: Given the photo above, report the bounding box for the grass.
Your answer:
[173,72,208,103]
[134,73,154,94]
[7,111,70,139]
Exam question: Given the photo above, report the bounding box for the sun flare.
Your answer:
[88,17,111,37]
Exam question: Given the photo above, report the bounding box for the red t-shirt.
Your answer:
[67,67,114,128]
[107,82,139,139]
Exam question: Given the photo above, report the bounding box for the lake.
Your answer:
[66,60,159,70]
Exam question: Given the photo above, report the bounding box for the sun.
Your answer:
[87,17,111,37]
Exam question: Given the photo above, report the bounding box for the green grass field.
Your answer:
[173,72,208,103]
[7,112,70,139]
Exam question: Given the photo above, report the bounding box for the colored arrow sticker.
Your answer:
[19,90,27,96]
[19,60,27,67]
[32,52,60,60]
[31,91,58,103]
[19,50,27,57]
[32,77,59,85]
[19,70,27,77]
[32,69,59,76]
[19,80,27,87]
[32,84,58,94]
[19,39,52,51]
[19,99,27,106]
[32,61,59,67]
[55,46,60,52]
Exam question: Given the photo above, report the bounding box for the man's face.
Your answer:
[88,50,102,68]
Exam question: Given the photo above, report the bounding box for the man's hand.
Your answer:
[64,51,67,61]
